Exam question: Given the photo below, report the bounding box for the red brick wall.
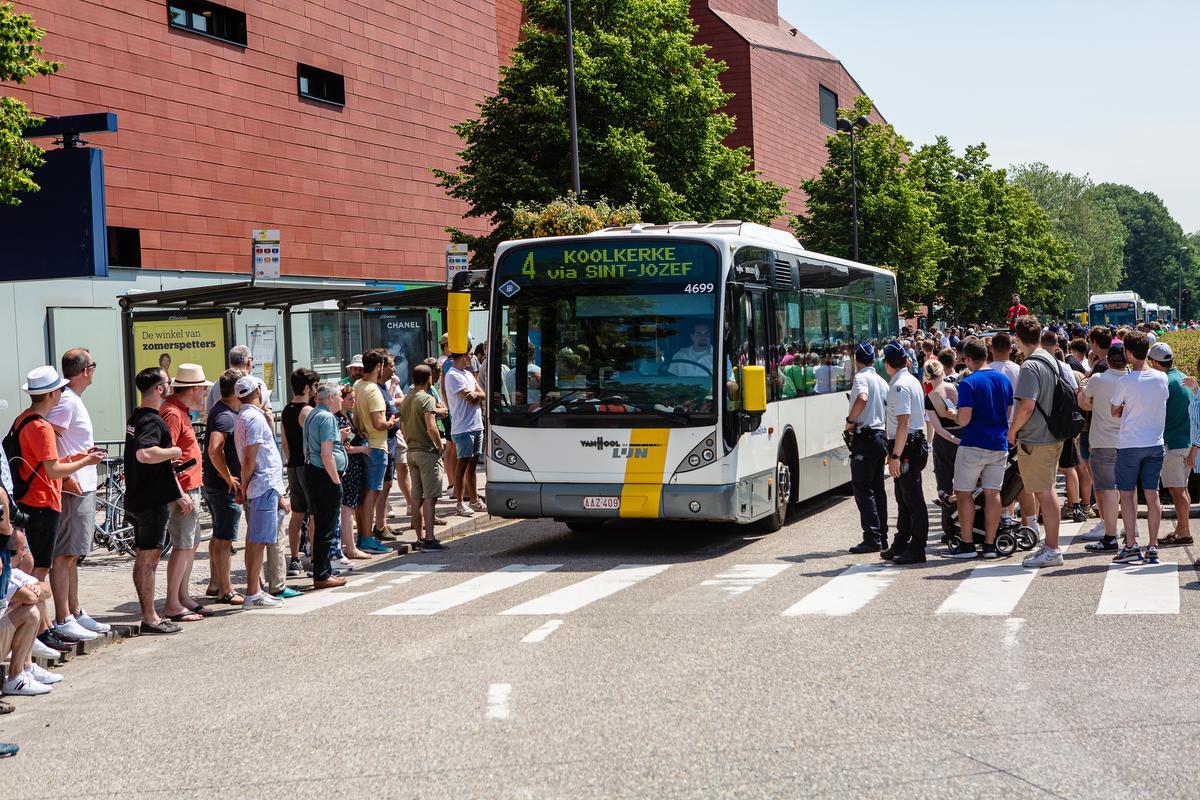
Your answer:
[689,1,754,158]
[495,0,524,67]
[9,0,502,282]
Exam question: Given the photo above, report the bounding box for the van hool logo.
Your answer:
[579,437,662,459]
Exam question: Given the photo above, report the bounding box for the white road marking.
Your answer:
[700,564,791,597]
[781,564,898,617]
[521,620,563,643]
[1097,561,1179,615]
[937,564,1038,616]
[1003,617,1025,649]
[386,564,448,584]
[248,589,385,616]
[370,564,562,616]
[487,683,512,719]
[500,564,670,616]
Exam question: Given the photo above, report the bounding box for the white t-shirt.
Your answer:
[1057,360,1079,390]
[4,567,36,608]
[234,406,285,499]
[986,360,1020,389]
[1111,368,1169,449]
[46,386,97,492]
[445,365,484,435]
[667,346,715,377]
[1083,369,1124,449]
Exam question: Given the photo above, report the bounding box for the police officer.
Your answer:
[880,340,930,565]
[844,343,889,553]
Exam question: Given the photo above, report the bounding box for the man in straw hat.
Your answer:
[160,364,213,623]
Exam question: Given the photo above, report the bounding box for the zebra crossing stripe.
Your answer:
[1096,561,1179,615]
[936,563,1038,616]
[700,564,791,597]
[500,564,671,615]
[781,564,897,617]
[370,564,562,616]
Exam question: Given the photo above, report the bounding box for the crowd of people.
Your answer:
[0,337,487,720]
[845,311,1200,570]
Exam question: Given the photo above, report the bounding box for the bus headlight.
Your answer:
[489,434,530,472]
[673,434,722,476]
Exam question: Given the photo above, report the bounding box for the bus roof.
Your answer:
[1089,291,1140,303]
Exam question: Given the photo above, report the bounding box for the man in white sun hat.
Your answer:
[7,367,102,588]
[341,353,364,386]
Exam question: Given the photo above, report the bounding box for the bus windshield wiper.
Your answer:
[610,400,690,425]
[525,389,590,421]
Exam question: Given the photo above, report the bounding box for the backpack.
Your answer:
[1029,353,1085,440]
[3,413,44,502]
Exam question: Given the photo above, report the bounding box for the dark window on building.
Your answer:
[297,64,346,106]
[107,227,142,269]
[819,85,838,129]
[167,0,247,46]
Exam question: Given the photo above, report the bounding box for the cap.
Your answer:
[854,342,875,363]
[1148,342,1174,363]
[883,340,907,360]
[234,375,260,399]
[344,354,364,370]
[1107,342,1126,362]
[22,366,69,396]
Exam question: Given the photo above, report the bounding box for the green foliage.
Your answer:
[1089,183,1193,307]
[0,3,60,205]
[510,194,641,239]
[792,96,944,313]
[1009,163,1127,310]
[1161,330,1200,378]
[436,0,786,267]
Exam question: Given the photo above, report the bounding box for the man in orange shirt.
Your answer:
[159,364,212,623]
[8,367,102,583]
[1006,293,1029,331]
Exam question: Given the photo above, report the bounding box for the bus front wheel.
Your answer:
[755,454,792,533]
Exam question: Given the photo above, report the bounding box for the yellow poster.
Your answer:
[131,316,227,384]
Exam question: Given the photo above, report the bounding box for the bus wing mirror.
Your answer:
[741,365,767,414]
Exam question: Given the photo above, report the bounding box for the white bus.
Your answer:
[1089,290,1143,327]
[1144,302,1159,322]
[480,221,900,532]
[1146,304,1174,325]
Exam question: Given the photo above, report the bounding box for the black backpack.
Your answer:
[1030,353,1085,441]
[3,414,44,503]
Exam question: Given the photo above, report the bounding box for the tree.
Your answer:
[435,0,787,267]
[0,3,60,205]
[792,96,945,312]
[1008,163,1126,310]
[510,194,641,238]
[1089,183,1190,306]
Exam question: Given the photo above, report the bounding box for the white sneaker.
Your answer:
[2,670,52,696]
[1078,521,1108,541]
[28,663,63,685]
[244,592,283,609]
[32,638,60,660]
[469,500,486,513]
[1022,546,1064,569]
[75,610,111,634]
[455,503,476,517]
[53,616,98,641]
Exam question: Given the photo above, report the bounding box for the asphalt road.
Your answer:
[3,480,1199,799]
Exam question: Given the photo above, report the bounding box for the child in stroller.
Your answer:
[935,447,1039,557]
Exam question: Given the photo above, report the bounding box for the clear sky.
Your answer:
[778,0,1200,233]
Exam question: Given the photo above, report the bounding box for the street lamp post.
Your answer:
[836,115,871,261]
[1180,244,1188,324]
[565,0,581,196]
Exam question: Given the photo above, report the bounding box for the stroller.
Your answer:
[938,448,1039,557]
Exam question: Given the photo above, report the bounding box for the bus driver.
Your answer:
[668,322,715,377]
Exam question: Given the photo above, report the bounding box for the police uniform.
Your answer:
[846,344,890,553]
[881,341,930,564]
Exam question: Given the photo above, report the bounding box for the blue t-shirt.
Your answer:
[957,368,1013,451]
[304,406,347,473]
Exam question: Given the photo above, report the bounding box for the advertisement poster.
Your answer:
[131,315,227,385]
[366,312,429,384]
[247,324,277,392]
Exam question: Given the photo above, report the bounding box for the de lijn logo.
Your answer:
[579,436,663,460]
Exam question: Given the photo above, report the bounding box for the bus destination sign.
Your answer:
[497,241,718,287]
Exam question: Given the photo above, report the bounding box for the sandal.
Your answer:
[1164,534,1194,546]
[204,585,219,597]
[141,619,182,634]
[217,592,244,605]
[186,604,214,617]
[168,610,203,623]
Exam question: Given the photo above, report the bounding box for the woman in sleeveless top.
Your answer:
[925,360,961,541]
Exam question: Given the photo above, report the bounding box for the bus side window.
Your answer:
[772,290,801,399]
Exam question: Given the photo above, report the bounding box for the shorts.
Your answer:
[129,505,170,551]
[167,488,202,550]
[1016,441,1064,494]
[286,466,310,514]
[408,450,444,501]
[19,504,61,569]
[1089,447,1118,491]
[953,446,1007,492]
[1161,447,1190,489]
[1078,431,1091,461]
[1058,437,1080,469]
[202,486,241,541]
[246,489,285,544]
[385,442,396,481]
[364,448,387,492]
[1117,445,1165,492]
[394,433,408,466]
[54,490,97,558]
[452,429,484,459]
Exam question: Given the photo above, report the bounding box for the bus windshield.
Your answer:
[1089,301,1136,327]
[491,239,721,427]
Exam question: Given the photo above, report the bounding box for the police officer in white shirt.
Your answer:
[880,340,930,565]
[844,343,890,553]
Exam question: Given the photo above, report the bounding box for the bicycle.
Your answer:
[90,457,176,559]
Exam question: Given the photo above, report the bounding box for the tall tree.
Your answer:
[1009,163,1126,310]
[0,2,60,205]
[435,0,787,267]
[792,96,945,312]
[1089,183,1189,306]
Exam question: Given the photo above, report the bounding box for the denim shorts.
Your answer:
[452,429,483,459]
[1089,447,1118,491]
[1115,445,1165,492]
[246,489,284,544]
[202,486,242,541]
[363,448,387,492]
